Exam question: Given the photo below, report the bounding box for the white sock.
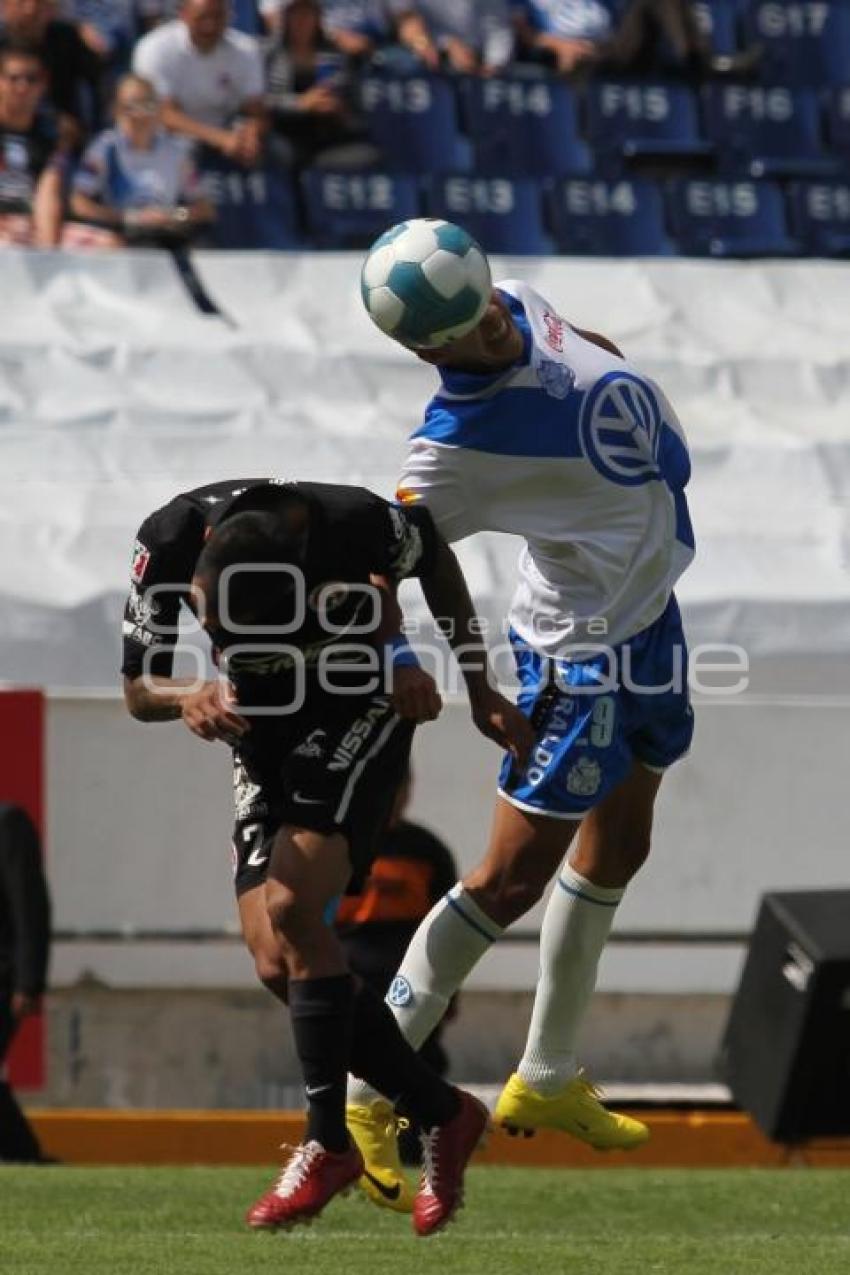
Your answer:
[347,884,503,1106]
[517,861,624,1096]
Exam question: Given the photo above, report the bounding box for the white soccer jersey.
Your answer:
[397,280,695,657]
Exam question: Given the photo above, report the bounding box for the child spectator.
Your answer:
[133,0,267,168]
[67,73,213,248]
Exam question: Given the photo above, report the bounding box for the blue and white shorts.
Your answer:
[498,595,694,820]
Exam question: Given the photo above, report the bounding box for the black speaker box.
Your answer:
[720,890,850,1142]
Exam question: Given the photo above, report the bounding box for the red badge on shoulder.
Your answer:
[131,540,151,584]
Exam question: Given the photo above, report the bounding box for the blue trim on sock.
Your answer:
[557,879,622,908]
[446,894,499,943]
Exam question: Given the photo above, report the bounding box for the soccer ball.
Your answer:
[361,218,492,349]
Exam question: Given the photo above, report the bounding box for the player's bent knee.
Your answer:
[619,837,652,879]
[265,880,322,943]
[467,874,547,927]
[575,836,651,887]
[254,950,289,1001]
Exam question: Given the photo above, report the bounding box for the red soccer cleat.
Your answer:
[413,1090,489,1237]
[246,1140,363,1230]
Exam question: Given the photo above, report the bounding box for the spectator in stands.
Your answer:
[67,73,214,248]
[266,0,380,169]
[0,803,51,1164]
[317,0,396,63]
[513,0,612,74]
[258,0,287,38]
[0,0,103,143]
[133,0,267,168]
[515,0,721,79]
[0,45,67,247]
[394,0,514,75]
[57,1,137,67]
[137,0,181,30]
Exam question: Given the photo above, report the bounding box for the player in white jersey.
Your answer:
[347,222,695,1209]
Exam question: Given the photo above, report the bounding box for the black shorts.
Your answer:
[231,690,413,897]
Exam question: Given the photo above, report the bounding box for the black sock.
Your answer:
[0,1082,43,1162]
[349,981,460,1129]
[289,974,354,1153]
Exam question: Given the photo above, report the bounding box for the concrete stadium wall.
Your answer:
[47,692,850,999]
[26,987,729,1109]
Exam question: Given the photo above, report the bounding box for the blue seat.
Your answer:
[548,178,672,255]
[787,181,850,255]
[585,82,713,169]
[460,76,592,177]
[231,0,262,35]
[749,1,850,86]
[826,86,850,158]
[425,176,553,255]
[198,154,301,249]
[301,171,420,248]
[692,0,741,56]
[359,75,472,173]
[667,179,799,256]
[703,84,841,178]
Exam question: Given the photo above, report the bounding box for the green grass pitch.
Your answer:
[2,1165,849,1275]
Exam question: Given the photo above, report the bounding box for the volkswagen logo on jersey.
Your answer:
[387,975,414,1008]
[537,358,575,400]
[579,371,662,486]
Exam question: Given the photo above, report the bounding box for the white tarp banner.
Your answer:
[3,249,850,687]
[4,249,849,991]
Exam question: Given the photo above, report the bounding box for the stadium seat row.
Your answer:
[354,74,850,182]
[581,0,850,86]
[200,160,850,258]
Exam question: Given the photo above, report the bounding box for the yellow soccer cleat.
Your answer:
[346,1100,416,1213]
[494,1071,650,1151]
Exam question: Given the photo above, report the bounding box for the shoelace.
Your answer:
[273,1141,323,1198]
[419,1127,440,1196]
[576,1074,607,1105]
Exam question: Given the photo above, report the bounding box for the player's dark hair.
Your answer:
[195,510,309,631]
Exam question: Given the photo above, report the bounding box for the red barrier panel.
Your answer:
[0,689,46,1089]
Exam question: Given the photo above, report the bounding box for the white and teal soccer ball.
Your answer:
[361,218,492,349]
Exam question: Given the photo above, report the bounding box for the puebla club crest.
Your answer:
[537,358,576,400]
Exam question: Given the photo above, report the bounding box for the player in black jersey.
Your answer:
[121,478,531,1235]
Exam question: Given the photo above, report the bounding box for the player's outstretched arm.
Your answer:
[419,538,533,766]
[369,575,443,724]
[123,675,249,743]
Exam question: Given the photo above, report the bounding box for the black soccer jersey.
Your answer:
[121,479,438,691]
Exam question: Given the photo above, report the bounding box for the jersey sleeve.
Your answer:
[396,440,476,544]
[649,377,691,491]
[373,498,439,581]
[120,512,190,681]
